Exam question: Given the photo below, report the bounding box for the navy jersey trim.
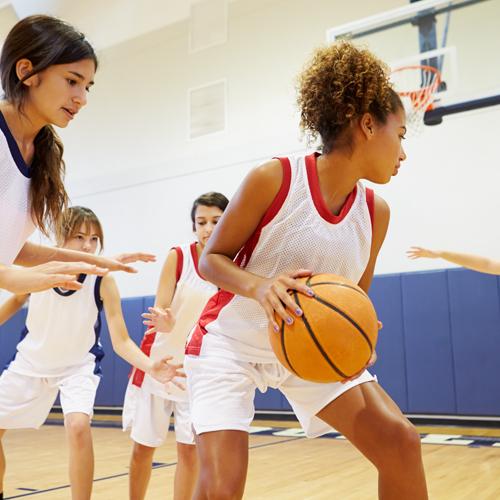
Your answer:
[91,276,104,375]
[90,313,105,376]
[0,111,32,178]
[53,274,87,296]
[94,276,104,311]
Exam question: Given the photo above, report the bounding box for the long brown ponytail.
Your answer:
[0,15,98,236]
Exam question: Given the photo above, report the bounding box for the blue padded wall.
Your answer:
[447,269,500,415]
[401,271,456,414]
[2,269,499,417]
[0,306,27,373]
[369,274,408,412]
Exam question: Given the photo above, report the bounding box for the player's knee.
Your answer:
[198,471,244,500]
[131,442,155,463]
[376,419,421,468]
[65,416,91,442]
[177,443,197,468]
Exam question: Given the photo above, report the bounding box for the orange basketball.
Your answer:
[269,273,378,383]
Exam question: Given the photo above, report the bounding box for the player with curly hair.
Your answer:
[184,41,428,499]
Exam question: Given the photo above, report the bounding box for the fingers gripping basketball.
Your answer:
[269,274,378,383]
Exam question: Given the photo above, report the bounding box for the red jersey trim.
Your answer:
[185,157,291,356]
[190,242,205,280]
[131,331,158,387]
[305,152,357,224]
[185,290,234,355]
[365,188,375,230]
[173,247,183,284]
[235,157,292,268]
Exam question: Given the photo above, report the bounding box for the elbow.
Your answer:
[111,339,125,357]
[198,252,212,280]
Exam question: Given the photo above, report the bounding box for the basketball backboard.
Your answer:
[326,0,500,126]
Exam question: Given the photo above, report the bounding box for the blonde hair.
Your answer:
[54,206,104,250]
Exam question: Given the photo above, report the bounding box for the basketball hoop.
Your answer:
[391,65,442,135]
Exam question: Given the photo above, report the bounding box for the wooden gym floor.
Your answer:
[3,417,500,499]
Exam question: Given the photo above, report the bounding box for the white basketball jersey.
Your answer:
[186,153,374,362]
[131,243,217,400]
[0,111,36,266]
[8,274,104,377]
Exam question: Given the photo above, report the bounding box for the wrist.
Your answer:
[247,275,265,300]
[144,359,154,374]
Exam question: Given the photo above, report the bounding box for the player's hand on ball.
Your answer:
[142,307,176,334]
[407,246,440,260]
[149,356,185,388]
[340,321,382,384]
[254,269,314,333]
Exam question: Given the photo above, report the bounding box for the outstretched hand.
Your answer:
[114,252,157,265]
[142,307,176,335]
[4,261,108,294]
[149,356,185,389]
[92,252,157,274]
[407,246,440,260]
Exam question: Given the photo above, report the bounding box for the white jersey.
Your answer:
[7,274,105,377]
[186,153,374,362]
[0,111,36,266]
[130,243,217,400]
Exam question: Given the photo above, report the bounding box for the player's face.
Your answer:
[194,205,223,248]
[24,58,95,128]
[63,223,100,254]
[365,107,407,184]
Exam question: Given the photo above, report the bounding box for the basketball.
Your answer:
[269,273,378,383]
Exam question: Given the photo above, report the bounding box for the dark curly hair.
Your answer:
[297,41,403,154]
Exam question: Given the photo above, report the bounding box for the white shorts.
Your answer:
[0,369,100,429]
[185,355,374,438]
[122,384,194,447]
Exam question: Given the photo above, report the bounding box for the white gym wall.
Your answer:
[1,0,498,297]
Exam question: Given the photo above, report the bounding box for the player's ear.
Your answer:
[360,113,375,140]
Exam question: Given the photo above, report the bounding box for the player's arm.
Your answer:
[199,160,314,331]
[141,250,178,334]
[357,195,390,294]
[0,293,29,325]
[15,241,154,273]
[0,262,106,294]
[407,247,500,275]
[100,274,183,384]
[346,194,389,374]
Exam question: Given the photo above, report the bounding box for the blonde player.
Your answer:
[124,192,229,500]
[0,207,183,500]
[185,42,428,499]
[408,247,500,274]
[0,15,153,296]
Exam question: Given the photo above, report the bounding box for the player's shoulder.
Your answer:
[243,159,284,198]
[373,193,390,217]
[250,158,283,182]
[100,273,117,291]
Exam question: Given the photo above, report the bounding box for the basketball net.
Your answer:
[391,65,441,136]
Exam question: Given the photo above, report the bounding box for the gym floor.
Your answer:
[3,414,500,499]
